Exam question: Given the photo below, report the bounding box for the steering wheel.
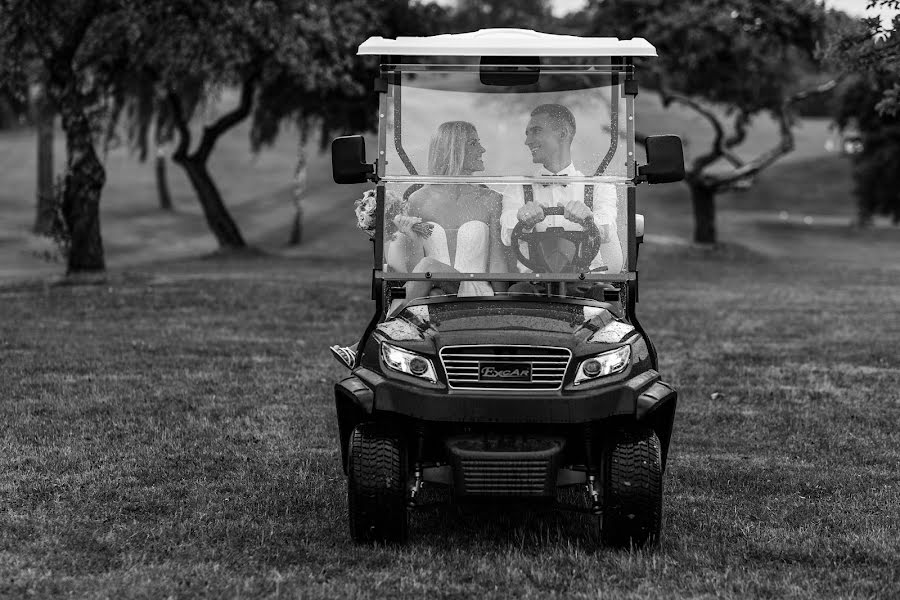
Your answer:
[510,206,606,273]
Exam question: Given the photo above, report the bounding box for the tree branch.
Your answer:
[167,90,191,162]
[659,87,727,177]
[708,78,841,190]
[710,111,792,190]
[787,78,841,106]
[724,111,750,149]
[720,111,751,168]
[191,73,259,163]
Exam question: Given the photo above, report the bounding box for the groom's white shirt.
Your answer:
[498,163,622,272]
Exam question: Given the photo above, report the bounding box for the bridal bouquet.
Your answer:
[355,189,433,240]
[354,189,378,238]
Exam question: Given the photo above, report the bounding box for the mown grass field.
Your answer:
[2,103,899,597]
[2,203,899,598]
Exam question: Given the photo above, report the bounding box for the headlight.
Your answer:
[380,342,438,383]
[573,346,631,385]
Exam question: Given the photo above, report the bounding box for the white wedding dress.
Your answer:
[422,221,494,297]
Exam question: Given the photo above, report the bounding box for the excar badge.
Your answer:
[478,362,532,382]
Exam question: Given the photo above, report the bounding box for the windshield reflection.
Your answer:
[385,70,627,179]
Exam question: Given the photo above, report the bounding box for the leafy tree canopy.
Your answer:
[115,0,449,156]
[0,0,135,127]
[827,1,900,222]
[828,0,900,116]
[450,0,553,31]
[104,0,450,248]
[248,0,450,151]
[590,0,826,114]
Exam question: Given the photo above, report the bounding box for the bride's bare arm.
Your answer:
[386,232,422,272]
[385,194,427,272]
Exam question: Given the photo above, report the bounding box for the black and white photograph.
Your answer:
[1,0,898,597]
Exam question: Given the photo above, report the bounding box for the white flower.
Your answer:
[354,189,377,238]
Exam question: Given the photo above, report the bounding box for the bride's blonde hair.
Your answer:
[428,121,477,176]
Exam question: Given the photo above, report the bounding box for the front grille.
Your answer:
[447,436,564,497]
[439,345,571,390]
[458,459,552,495]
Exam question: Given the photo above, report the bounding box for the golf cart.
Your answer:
[330,29,685,548]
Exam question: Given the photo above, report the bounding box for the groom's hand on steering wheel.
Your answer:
[558,200,592,225]
[517,204,545,230]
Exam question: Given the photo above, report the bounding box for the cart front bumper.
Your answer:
[342,367,662,423]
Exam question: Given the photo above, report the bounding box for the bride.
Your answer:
[330,122,507,366]
[388,120,508,299]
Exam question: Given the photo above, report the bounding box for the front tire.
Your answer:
[347,423,409,544]
[600,426,663,549]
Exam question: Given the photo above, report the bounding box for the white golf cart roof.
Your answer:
[358,28,657,57]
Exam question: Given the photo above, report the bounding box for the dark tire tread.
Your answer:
[600,426,663,549]
[347,422,409,544]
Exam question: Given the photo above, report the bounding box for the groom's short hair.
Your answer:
[531,104,576,137]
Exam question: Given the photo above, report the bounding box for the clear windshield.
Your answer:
[382,67,630,180]
[378,66,633,282]
[381,181,631,281]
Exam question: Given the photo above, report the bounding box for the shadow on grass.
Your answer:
[409,491,600,553]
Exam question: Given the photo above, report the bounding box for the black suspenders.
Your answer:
[519,181,597,289]
[523,184,534,204]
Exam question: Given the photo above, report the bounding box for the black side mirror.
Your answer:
[332,135,375,184]
[639,135,685,184]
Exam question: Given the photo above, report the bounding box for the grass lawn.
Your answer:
[1,97,899,597]
[2,203,899,598]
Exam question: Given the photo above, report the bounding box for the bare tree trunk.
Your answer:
[289,134,307,246]
[176,154,245,247]
[288,198,303,245]
[855,204,874,228]
[32,82,56,235]
[155,143,173,211]
[58,102,106,273]
[30,3,105,274]
[168,77,257,249]
[688,179,717,245]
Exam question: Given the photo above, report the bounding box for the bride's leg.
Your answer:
[422,222,451,265]
[405,256,457,300]
[404,222,456,300]
[455,221,493,297]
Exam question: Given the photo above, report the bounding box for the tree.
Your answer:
[30,78,57,234]
[113,0,449,249]
[829,1,900,223]
[0,0,136,274]
[132,0,299,249]
[588,0,832,244]
[106,74,187,212]
[0,30,61,236]
[154,142,174,212]
[451,0,554,31]
[249,0,450,245]
[0,58,56,234]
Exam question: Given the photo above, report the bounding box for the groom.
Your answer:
[501,103,622,295]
